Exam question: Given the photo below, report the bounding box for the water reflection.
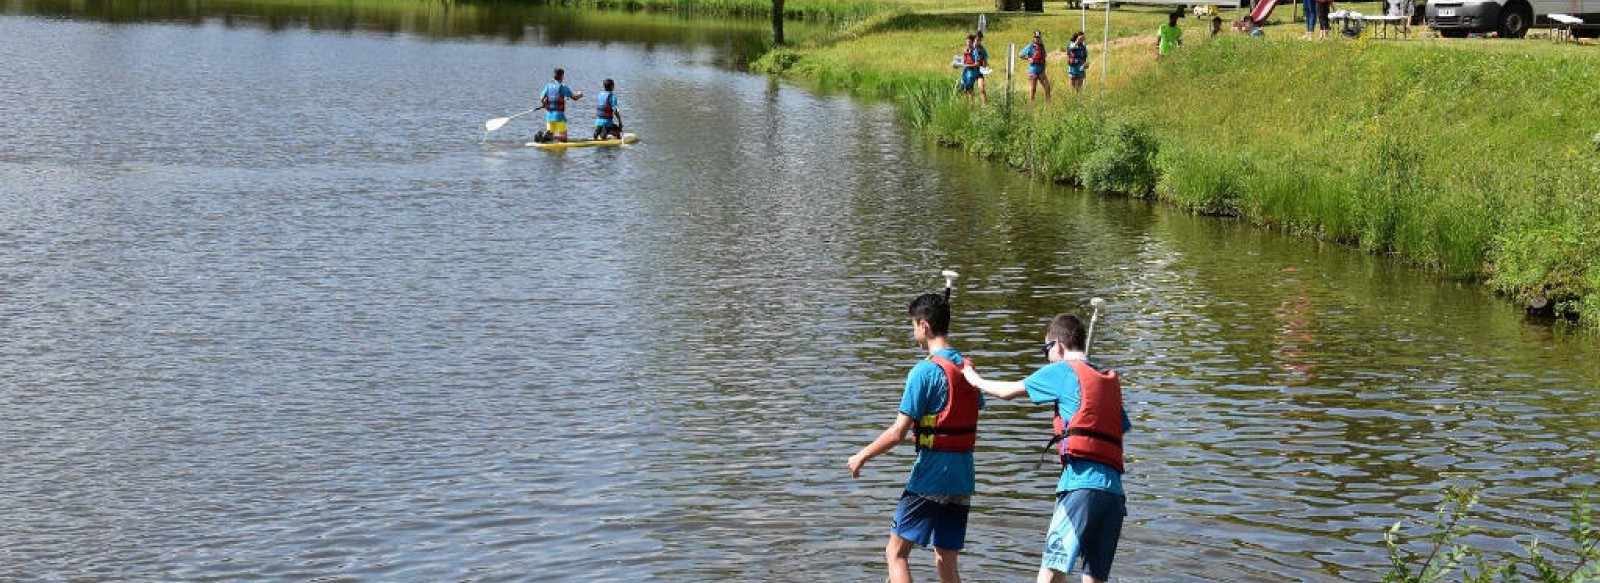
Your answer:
[4,0,795,66]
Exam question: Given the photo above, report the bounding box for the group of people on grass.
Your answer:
[957,30,1091,104]
[531,68,624,144]
[849,293,1130,583]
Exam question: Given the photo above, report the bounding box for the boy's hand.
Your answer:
[847,452,867,478]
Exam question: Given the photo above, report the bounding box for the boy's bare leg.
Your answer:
[1037,567,1105,583]
[886,534,915,583]
[933,547,961,583]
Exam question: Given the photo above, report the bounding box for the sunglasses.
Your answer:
[1041,340,1059,357]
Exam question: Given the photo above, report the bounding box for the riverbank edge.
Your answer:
[750,16,1600,328]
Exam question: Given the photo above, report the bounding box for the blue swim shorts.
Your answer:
[1041,488,1126,581]
[1027,63,1046,78]
[957,68,981,92]
[891,491,971,550]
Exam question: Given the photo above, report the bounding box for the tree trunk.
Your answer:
[772,0,785,45]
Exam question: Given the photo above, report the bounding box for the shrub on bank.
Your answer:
[1080,119,1158,197]
[1154,143,1243,216]
[1383,485,1600,582]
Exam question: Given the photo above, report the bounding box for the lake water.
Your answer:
[1,3,1596,581]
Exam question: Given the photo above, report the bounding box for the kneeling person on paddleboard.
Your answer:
[848,293,983,583]
[537,68,583,143]
[593,78,623,141]
[962,314,1131,583]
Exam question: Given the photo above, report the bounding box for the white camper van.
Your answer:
[1426,0,1596,37]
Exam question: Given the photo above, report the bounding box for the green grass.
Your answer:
[755,8,1600,325]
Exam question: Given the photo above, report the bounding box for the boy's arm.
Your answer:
[961,364,1027,400]
[847,413,915,478]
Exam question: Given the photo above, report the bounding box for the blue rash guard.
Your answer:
[898,348,985,496]
[1023,360,1132,495]
[542,81,574,123]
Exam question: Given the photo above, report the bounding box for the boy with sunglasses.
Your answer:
[848,292,983,583]
[961,314,1131,583]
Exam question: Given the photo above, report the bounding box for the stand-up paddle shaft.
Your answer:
[484,106,543,133]
[942,270,959,303]
[1085,297,1106,357]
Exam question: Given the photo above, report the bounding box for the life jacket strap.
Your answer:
[917,426,976,435]
[1065,427,1122,447]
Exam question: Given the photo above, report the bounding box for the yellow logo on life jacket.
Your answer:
[917,414,939,449]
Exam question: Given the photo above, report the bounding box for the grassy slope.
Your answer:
[757,2,1600,324]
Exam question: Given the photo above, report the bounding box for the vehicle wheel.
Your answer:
[1496,1,1531,38]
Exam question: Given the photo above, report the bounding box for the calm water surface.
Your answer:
[1,4,1596,582]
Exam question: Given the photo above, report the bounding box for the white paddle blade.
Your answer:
[484,117,511,132]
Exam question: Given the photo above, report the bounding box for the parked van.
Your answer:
[1426,0,1596,37]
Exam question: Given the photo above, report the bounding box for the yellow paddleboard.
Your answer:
[526,133,640,150]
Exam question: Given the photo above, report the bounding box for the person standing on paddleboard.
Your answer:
[848,293,984,583]
[592,78,623,141]
[961,314,1131,583]
[538,68,582,143]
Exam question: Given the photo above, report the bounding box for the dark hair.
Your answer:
[908,293,951,337]
[1045,314,1088,352]
[1169,12,1180,24]
[603,78,615,91]
[967,33,976,41]
[554,68,565,81]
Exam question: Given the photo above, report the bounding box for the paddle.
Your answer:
[1085,297,1106,357]
[484,106,543,133]
[941,270,959,303]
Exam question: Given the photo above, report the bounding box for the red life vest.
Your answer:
[1050,360,1125,473]
[913,355,979,453]
[962,45,977,67]
[1029,40,1047,65]
[542,83,565,113]
[596,92,615,122]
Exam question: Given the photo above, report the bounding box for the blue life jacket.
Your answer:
[595,92,616,123]
[542,82,566,113]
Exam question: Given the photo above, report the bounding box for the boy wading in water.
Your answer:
[848,293,984,583]
[962,314,1130,583]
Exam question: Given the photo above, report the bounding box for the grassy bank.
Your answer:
[755,6,1600,325]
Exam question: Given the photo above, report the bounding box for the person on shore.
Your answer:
[537,68,583,143]
[1066,31,1089,92]
[1313,0,1334,39]
[957,33,989,105]
[961,314,1131,583]
[592,78,623,141]
[848,293,984,583]
[1157,12,1183,58]
[1018,30,1052,103]
[1301,0,1318,37]
[1212,15,1224,37]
